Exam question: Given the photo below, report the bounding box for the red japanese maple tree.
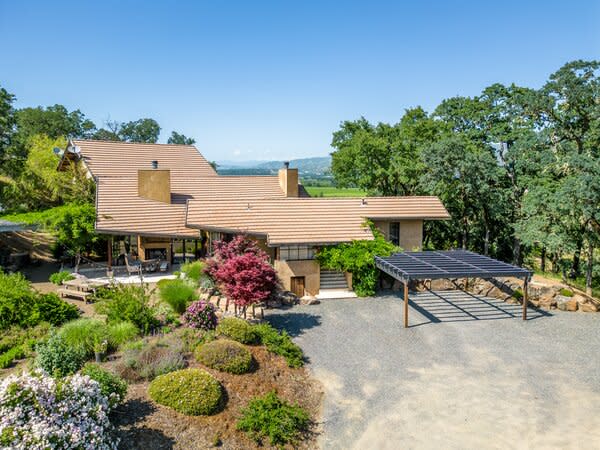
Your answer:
[206,236,279,309]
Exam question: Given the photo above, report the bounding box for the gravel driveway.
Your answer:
[266,290,600,449]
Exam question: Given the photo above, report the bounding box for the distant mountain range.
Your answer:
[216,156,331,176]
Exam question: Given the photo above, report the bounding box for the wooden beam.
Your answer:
[107,236,113,270]
[403,281,409,328]
[522,277,528,321]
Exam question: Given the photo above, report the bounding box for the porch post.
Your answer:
[182,239,186,262]
[107,236,113,270]
[522,277,528,321]
[403,281,409,328]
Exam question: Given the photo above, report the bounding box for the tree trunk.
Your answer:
[572,241,582,277]
[483,227,490,256]
[75,252,81,273]
[540,247,546,273]
[513,238,521,266]
[586,244,594,296]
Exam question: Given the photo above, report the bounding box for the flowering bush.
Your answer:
[0,370,118,449]
[182,300,218,330]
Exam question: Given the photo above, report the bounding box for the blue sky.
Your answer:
[1,1,598,161]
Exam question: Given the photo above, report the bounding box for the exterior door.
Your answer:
[291,276,305,297]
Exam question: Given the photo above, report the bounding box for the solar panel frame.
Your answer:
[375,249,532,283]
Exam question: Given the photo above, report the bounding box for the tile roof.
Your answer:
[70,139,450,243]
[186,197,450,245]
[65,139,218,178]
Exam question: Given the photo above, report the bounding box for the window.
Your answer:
[279,245,316,261]
[390,222,400,246]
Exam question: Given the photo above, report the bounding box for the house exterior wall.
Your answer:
[138,169,171,203]
[274,259,320,296]
[373,219,423,251]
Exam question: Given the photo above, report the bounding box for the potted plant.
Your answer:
[94,339,108,362]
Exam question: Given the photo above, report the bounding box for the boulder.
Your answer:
[300,295,320,306]
[580,302,599,313]
[278,291,300,306]
[555,295,578,311]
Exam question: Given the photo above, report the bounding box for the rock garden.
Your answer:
[0,236,322,449]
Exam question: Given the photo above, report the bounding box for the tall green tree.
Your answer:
[167,131,195,145]
[0,86,16,155]
[93,118,161,143]
[331,108,440,195]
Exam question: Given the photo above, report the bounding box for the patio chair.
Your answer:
[124,255,142,276]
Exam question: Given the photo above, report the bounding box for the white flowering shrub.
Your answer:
[0,370,118,450]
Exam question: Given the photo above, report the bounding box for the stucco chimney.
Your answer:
[138,163,171,203]
[278,162,298,197]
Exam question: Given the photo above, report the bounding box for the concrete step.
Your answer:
[320,281,349,289]
[316,289,358,299]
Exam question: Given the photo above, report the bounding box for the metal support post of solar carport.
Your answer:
[403,281,409,328]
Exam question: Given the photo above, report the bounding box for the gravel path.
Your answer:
[266,291,600,449]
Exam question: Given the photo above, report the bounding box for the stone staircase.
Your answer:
[317,270,357,299]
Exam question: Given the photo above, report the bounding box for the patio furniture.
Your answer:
[159,261,169,272]
[141,258,159,272]
[59,278,110,303]
[125,255,142,276]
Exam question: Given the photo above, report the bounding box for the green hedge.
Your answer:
[148,368,223,415]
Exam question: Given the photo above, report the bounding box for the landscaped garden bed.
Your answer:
[0,236,323,449]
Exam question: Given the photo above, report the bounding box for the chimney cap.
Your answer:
[283,161,290,169]
[151,160,158,169]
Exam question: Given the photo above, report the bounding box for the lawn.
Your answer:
[305,186,367,197]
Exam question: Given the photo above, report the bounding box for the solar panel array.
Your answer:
[375,250,531,282]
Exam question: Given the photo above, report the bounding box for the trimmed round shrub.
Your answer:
[35,332,86,377]
[32,293,80,326]
[182,300,218,330]
[148,368,223,416]
[80,363,128,408]
[216,317,259,344]
[195,339,253,374]
[159,279,197,314]
[0,370,118,449]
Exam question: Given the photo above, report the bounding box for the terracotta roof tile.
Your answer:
[186,197,449,245]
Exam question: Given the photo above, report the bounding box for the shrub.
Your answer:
[181,260,205,285]
[107,321,139,348]
[195,339,253,374]
[0,323,49,354]
[94,284,158,333]
[254,323,304,368]
[0,370,117,449]
[31,293,80,326]
[35,332,87,377]
[49,270,75,285]
[159,279,196,314]
[237,391,310,446]
[80,363,128,408]
[175,327,216,352]
[559,288,574,297]
[58,318,109,357]
[316,223,397,296]
[116,339,186,381]
[0,272,78,330]
[0,344,27,369]
[148,368,223,416]
[182,300,218,330]
[216,317,259,344]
